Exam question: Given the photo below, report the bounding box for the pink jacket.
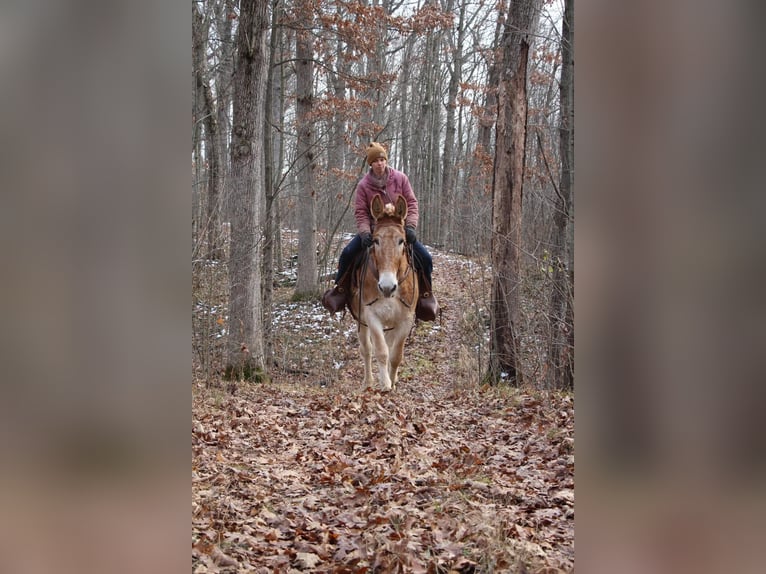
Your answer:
[354,167,419,235]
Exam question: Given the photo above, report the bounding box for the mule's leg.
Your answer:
[386,325,409,388]
[369,325,392,391]
[359,325,374,388]
[388,337,404,388]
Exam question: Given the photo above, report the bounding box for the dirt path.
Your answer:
[192,248,574,573]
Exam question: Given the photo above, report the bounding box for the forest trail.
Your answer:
[192,246,574,573]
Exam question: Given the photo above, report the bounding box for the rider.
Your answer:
[323,142,437,320]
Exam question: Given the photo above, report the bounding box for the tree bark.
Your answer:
[547,0,574,389]
[193,3,224,260]
[464,3,505,256]
[488,0,539,386]
[263,0,282,367]
[192,36,202,250]
[439,0,465,248]
[294,3,318,296]
[476,3,505,156]
[406,14,438,243]
[211,0,235,264]
[399,35,416,176]
[225,0,269,379]
[214,0,236,185]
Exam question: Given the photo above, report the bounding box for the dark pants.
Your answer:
[336,234,433,285]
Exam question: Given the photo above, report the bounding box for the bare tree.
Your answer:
[438,0,465,248]
[294,1,319,296]
[193,0,573,388]
[408,6,444,244]
[213,0,236,181]
[225,0,270,379]
[547,0,574,389]
[488,0,540,385]
[263,0,284,367]
[193,2,224,260]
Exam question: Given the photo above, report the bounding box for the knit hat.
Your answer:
[366,142,388,165]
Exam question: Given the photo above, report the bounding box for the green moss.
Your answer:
[222,360,270,383]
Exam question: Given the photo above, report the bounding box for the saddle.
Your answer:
[322,249,439,321]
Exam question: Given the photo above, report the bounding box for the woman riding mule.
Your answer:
[348,195,417,391]
[322,142,438,320]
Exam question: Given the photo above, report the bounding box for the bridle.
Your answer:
[354,225,417,328]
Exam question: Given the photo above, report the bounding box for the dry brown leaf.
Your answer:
[210,545,237,567]
[193,245,575,573]
[294,551,321,569]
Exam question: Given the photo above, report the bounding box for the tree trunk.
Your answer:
[214,0,235,184]
[399,35,416,176]
[192,43,202,252]
[225,0,269,379]
[488,0,539,386]
[212,0,235,264]
[273,12,287,272]
[318,18,350,280]
[465,4,504,256]
[366,0,387,132]
[547,0,574,389]
[193,3,224,260]
[475,3,504,155]
[263,0,282,367]
[439,0,464,248]
[409,22,439,242]
[294,4,318,296]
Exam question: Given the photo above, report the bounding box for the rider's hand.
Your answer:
[405,226,417,244]
[360,231,373,248]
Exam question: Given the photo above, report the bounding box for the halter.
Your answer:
[353,228,417,329]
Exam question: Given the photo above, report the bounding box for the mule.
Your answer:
[348,195,418,391]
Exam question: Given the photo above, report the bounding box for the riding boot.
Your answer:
[415,271,438,321]
[322,272,351,314]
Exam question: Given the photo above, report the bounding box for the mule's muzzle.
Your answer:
[378,281,397,298]
[378,272,398,298]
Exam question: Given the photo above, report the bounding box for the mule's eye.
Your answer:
[373,238,380,245]
[398,238,404,245]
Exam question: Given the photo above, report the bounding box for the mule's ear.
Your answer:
[370,195,384,220]
[394,195,407,221]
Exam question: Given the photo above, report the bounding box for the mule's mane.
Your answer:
[374,206,404,229]
[372,200,405,231]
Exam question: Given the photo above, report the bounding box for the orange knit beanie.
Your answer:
[366,142,388,165]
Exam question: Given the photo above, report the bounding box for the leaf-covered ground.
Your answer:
[192,247,574,573]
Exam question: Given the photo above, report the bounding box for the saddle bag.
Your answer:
[321,285,347,314]
[415,271,438,321]
[321,266,356,314]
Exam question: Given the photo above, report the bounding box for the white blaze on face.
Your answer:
[378,271,398,297]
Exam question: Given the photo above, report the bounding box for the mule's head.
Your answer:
[370,195,408,298]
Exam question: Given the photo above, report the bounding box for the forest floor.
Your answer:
[192,241,574,573]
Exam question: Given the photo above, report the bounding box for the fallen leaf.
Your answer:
[210,545,237,567]
[294,551,321,569]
